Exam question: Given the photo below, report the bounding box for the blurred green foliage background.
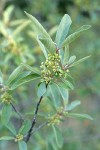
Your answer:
[0,0,100,150]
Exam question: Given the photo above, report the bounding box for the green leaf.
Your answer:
[47,84,61,108]
[67,55,76,65]
[56,84,69,106]
[58,79,74,90]
[62,46,69,65]
[10,73,40,90]
[9,71,31,87]
[13,20,31,35]
[0,70,3,83]
[52,126,63,149]
[55,14,72,47]
[3,5,14,24]
[25,11,56,56]
[1,104,12,125]
[21,63,40,74]
[46,97,57,112]
[10,19,27,26]
[47,140,58,150]
[66,100,81,111]
[37,82,46,98]
[0,136,14,141]
[62,25,91,47]
[39,36,55,54]
[7,65,24,86]
[5,122,17,135]
[18,141,27,150]
[70,56,91,67]
[37,36,48,58]
[19,120,31,135]
[25,11,51,39]
[68,113,93,120]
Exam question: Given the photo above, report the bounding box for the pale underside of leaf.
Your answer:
[37,82,46,98]
[0,136,14,141]
[55,14,72,48]
[18,141,27,150]
[52,125,63,149]
[25,11,51,39]
[68,113,93,120]
[70,56,91,67]
[66,100,81,111]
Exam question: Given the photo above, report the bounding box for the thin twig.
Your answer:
[25,96,43,142]
[32,122,48,135]
[11,102,24,122]
[25,84,48,142]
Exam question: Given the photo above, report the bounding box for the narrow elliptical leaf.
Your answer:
[63,25,91,47]
[1,104,12,125]
[0,136,14,141]
[37,82,46,98]
[68,113,93,120]
[52,126,63,149]
[55,14,72,47]
[18,141,27,150]
[6,65,24,86]
[70,56,91,67]
[66,100,81,111]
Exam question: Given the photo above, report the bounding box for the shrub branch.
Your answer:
[25,84,48,142]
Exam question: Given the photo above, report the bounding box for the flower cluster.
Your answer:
[47,107,68,126]
[1,92,13,104]
[40,53,67,84]
[15,134,23,142]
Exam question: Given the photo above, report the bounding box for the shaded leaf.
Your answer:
[56,84,69,106]
[52,126,63,149]
[46,84,61,108]
[66,100,81,111]
[18,141,27,150]
[19,120,31,135]
[5,122,16,135]
[37,82,46,98]
[1,104,12,125]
